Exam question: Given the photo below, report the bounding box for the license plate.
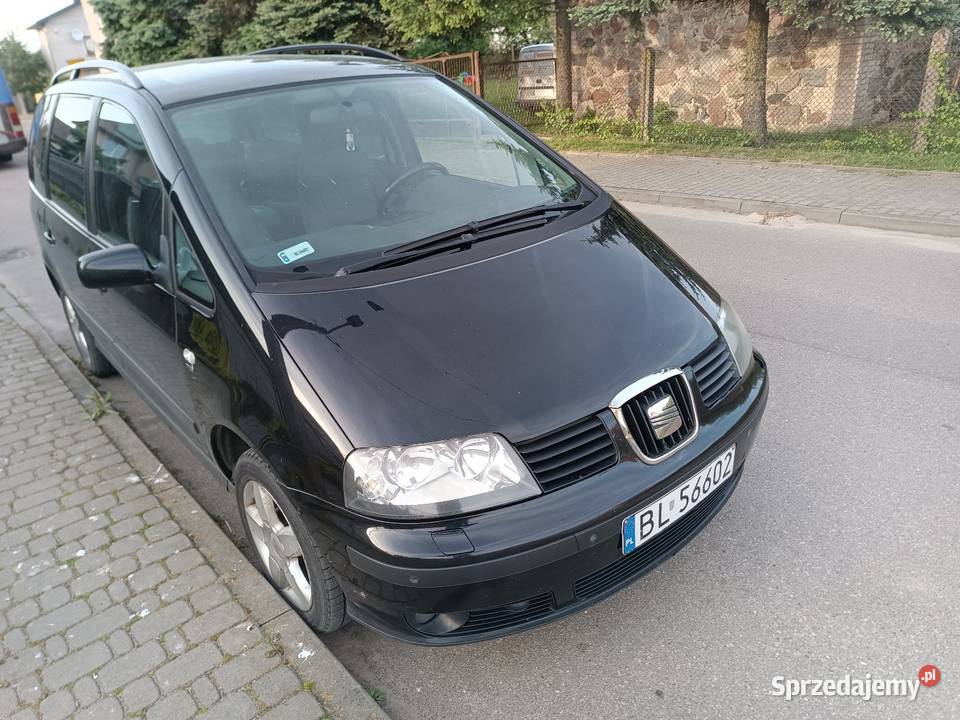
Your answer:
[621,445,736,555]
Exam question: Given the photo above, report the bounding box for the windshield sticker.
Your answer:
[277,241,315,265]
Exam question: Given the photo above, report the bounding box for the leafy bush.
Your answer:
[924,91,960,153]
[534,94,959,171]
[535,106,577,135]
[906,54,960,154]
[652,101,677,125]
[651,122,751,147]
[536,104,751,146]
[846,128,911,153]
[789,126,913,154]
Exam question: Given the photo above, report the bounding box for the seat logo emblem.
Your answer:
[646,395,682,439]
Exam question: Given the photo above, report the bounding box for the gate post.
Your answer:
[473,50,484,97]
[639,47,656,141]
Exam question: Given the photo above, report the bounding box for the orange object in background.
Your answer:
[5,105,24,138]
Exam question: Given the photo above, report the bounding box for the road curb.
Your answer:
[0,288,390,720]
[837,211,960,237]
[602,185,960,238]
[739,200,843,225]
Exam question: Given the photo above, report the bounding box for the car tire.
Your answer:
[0,154,12,163]
[233,449,347,633]
[61,293,114,377]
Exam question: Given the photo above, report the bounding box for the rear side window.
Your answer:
[48,95,93,222]
[92,101,163,261]
[28,96,44,183]
[36,96,57,195]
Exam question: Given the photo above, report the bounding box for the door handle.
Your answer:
[43,229,55,244]
[182,348,196,372]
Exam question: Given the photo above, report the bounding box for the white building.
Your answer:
[79,0,107,59]
[29,1,98,73]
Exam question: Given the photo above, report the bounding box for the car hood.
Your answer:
[253,203,721,449]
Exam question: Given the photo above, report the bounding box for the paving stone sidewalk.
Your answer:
[0,305,384,719]
[566,152,960,237]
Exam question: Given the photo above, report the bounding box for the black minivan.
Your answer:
[29,46,768,644]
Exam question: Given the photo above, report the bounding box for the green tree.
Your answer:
[0,33,49,97]
[382,0,490,53]
[181,0,258,58]
[383,0,565,99]
[571,0,960,145]
[494,9,555,53]
[407,31,489,57]
[388,0,553,55]
[225,0,400,54]
[92,0,199,65]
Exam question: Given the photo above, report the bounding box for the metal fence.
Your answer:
[620,34,949,132]
[407,34,960,158]
[410,52,483,96]
[481,57,557,127]
[471,34,959,152]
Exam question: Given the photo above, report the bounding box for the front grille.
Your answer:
[574,475,734,599]
[516,415,618,492]
[619,374,696,459]
[691,338,739,408]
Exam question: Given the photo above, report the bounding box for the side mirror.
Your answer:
[77,244,154,289]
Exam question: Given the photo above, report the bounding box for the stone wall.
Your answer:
[570,0,933,130]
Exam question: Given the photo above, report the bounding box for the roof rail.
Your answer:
[249,43,402,62]
[50,60,143,90]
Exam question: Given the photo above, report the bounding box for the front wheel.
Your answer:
[61,293,114,377]
[233,450,347,633]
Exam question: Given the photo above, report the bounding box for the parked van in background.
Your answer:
[0,69,27,162]
[516,43,556,110]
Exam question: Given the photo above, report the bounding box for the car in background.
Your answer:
[0,68,27,162]
[516,43,556,109]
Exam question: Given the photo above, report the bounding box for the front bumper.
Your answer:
[303,352,768,644]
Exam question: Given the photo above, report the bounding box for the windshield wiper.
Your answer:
[386,200,586,256]
[336,200,587,275]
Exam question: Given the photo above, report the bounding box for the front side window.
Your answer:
[174,217,213,306]
[92,101,163,261]
[170,75,582,280]
[48,94,92,221]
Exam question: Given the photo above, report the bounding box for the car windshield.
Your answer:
[169,74,583,280]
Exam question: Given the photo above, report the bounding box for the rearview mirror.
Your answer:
[77,244,154,289]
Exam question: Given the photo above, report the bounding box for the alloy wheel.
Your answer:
[242,480,312,611]
[63,296,93,368]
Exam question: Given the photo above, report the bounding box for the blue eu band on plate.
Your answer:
[622,445,736,555]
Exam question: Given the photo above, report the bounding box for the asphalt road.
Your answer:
[2,151,958,720]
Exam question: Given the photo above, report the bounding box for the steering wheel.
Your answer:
[377,162,449,217]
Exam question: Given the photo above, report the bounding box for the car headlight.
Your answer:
[344,433,540,519]
[717,299,753,377]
